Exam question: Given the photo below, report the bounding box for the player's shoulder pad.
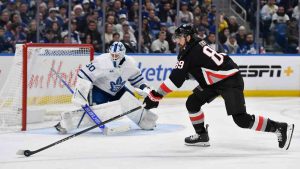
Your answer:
[93,53,110,62]
[123,55,137,65]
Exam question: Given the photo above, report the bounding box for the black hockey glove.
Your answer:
[143,90,163,109]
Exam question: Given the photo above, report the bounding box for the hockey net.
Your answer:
[0,43,94,132]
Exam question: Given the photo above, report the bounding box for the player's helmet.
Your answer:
[173,24,197,40]
[109,42,126,61]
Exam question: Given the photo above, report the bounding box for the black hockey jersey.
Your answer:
[158,39,239,95]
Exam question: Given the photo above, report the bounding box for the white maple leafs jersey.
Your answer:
[78,53,145,96]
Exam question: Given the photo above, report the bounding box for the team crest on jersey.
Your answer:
[110,77,126,92]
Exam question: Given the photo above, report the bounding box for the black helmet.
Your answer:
[173,24,197,39]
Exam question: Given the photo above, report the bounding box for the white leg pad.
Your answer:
[120,92,158,130]
[132,109,158,130]
[60,100,123,133]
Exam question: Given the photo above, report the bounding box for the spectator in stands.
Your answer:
[107,32,121,50]
[82,0,94,14]
[105,23,114,47]
[271,5,290,51]
[57,4,69,31]
[61,33,70,43]
[261,0,278,22]
[148,9,161,31]
[260,0,278,45]
[179,2,194,24]
[197,26,207,40]
[151,31,170,53]
[219,27,230,45]
[218,13,228,32]
[106,14,117,32]
[4,22,26,52]
[207,4,216,32]
[120,21,136,44]
[110,0,127,17]
[160,23,175,53]
[69,19,81,44]
[26,20,38,43]
[51,21,62,42]
[2,0,17,14]
[157,2,175,25]
[19,2,32,26]
[135,20,152,53]
[115,14,128,33]
[40,29,59,43]
[83,20,102,52]
[227,15,239,34]
[236,25,247,47]
[0,11,10,30]
[73,4,86,33]
[192,6,203,18]
[0,26,11,53]
[45,7,64,29]
[287,17,299,53]
[189,0,200,11]
[237,33,259,54]
[121,32,137,53]
[128,1,139,22]
[270,6,290,31]
[38,2,48,20]
[224,33,239,54]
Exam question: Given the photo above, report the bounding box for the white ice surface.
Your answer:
[0,97,300,169]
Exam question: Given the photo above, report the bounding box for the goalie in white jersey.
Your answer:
[55,42,158,134]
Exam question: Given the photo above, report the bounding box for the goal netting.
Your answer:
[0,43,94,131]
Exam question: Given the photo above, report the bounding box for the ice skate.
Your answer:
[54,122,67,134]
[185,124,210,147]
[275,123,294,150]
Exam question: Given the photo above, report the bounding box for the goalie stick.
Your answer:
[50,68,105,130]
[16,106,142,157]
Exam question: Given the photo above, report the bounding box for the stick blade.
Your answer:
[16,149,26,155]
[16,149,32,157]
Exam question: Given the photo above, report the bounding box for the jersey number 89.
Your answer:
[203,46,224,66]
[175,61,184,69]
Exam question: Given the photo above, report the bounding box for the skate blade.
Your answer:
[284,124,294,150]
[185,142,210,147]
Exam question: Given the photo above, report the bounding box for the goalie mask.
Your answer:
[109,42,126,61]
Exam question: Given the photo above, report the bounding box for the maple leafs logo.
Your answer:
[110,77,126,92]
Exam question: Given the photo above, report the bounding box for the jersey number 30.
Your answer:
[86,63,96,72]
[203,46,224,66]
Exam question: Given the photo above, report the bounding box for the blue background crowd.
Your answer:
[0,0,299,54]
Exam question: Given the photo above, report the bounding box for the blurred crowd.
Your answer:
[0,0,299,54]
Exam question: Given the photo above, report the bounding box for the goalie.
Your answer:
[54,42,158,134]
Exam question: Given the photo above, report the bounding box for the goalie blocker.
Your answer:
[56,92,158,134]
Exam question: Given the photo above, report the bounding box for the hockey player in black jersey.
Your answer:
[143,24,294,150]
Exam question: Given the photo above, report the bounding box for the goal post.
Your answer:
[0,43,94,131]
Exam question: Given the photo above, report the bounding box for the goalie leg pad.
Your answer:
[126,108,158,130]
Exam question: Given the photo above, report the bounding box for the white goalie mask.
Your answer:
[109,42,126,61]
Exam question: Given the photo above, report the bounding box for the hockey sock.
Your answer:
[189,111,206,134]
[248,115,269,132]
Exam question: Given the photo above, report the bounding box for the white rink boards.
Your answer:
[0,97,299,169]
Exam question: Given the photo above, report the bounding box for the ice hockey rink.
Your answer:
[0,97,299,169]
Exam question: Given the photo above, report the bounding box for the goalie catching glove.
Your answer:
[143,90,163,109]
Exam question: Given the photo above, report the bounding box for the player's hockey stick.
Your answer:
[16,105,142,157]
[50,68,104,130]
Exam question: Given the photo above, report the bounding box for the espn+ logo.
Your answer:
[239,65,282,77]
